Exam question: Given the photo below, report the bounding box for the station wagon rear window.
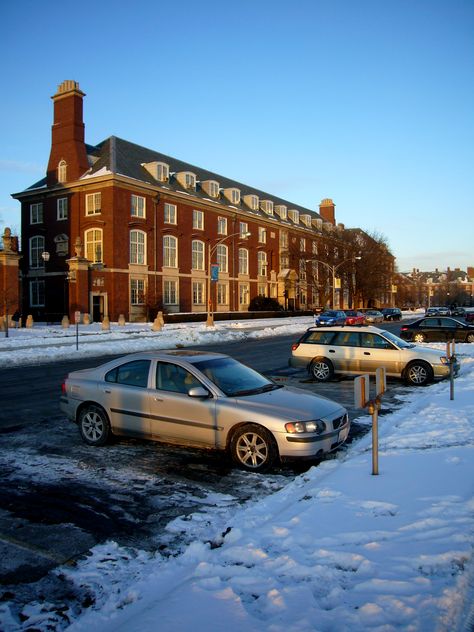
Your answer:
[302,330,336,344]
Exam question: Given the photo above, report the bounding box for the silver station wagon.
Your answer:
[60,350,350,472]
[290,326,460,386]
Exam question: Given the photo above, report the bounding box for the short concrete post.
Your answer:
[26,315,34,328]
[101,316,110,331]
[118,314,126,326]
[151,316,162,331]
[61,315,70,328]
[83,313,91,325]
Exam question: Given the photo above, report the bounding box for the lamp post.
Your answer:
[207,231,251,327]
[306,256,361,309]
[41,251,50,323]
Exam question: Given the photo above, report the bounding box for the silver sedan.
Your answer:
[60,350,349,472]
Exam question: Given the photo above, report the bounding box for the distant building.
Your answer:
[396,267,474,308]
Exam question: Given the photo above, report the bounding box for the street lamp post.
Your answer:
[306,256,361,309]
[207,231,251,327]
[41,251,50,323]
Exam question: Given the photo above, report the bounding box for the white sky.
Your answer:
[0,314,473,631]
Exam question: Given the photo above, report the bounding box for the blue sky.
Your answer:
[1,0,473,272]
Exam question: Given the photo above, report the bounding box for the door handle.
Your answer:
[154,397,164,402]
[364,352,370,355]
[329,349,335,353]
[103,389,111,394]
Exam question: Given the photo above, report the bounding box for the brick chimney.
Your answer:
[47,80,89,186]
[319,198,336,225]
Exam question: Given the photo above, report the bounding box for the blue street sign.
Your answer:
[211,264,219,281]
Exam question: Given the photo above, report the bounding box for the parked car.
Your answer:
[399,317,474,343]
[451,307,466,317]
[465,310,474,323]
[364,309,384,324]
[314,310,347,326]
[289,326,459,386]
[60,350,350,472]
[381,307,402,321]
[426,306,451,316]
[344,310,366,326]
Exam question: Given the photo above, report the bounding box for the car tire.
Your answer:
[413,332,425,343]
[230,424,278,472]
[466,333,474,343]
[310,358,334,382]
[79,404,111,446]
[405,361,433,386]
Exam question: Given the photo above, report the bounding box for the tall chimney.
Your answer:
[47,80,89,185]
[319,198,336,225]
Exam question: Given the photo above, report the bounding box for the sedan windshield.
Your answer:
[193,357,280,396]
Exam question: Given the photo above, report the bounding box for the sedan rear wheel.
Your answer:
[413,332,425,343]
[311,358,334,382]
[230,424,278,472]
[79,405,111,446]
[406,361,433,386]
[466,333,474,343]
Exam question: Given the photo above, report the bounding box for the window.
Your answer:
[30,203,43,224]
[29,236,45,268]
[130,230,146,264]
[164,280,178,305]
[58,160,67,182]
[239,248,248,275]
[239,222,249,238]
[192,240,205,270]
[193,209,204,230]
[239,283,249,306]
[86,193,101,215]
[156,162,169,181]
[216,244,228,273]
[288,209,299,224]
[193,281,205,305]
[164,203,177,224]
[85,228,103,263]
[185,172,196,189]
[312,241,318,255]
[105,360,151,388]
[258,283,267,296]
[217,283,228,305]
[258,227,266,244]
[156,362,201,394]
[163,235,177,267]
[57,198,68,221]
[280,253,289,269]
[217,216,227,235]
[224,188,240,204]
[30,279,45,307]
[258,251,267,276]
[275,205,287,219]
[260,200,273,215]
[299,259,306,281]
[130,279,146,305]
[244,194,259,211]
[300,237,306,252]
[207,181,220,198]
[131,194,146,218]
[280,231,288,249]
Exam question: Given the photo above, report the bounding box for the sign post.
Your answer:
[74,311,81,351]
[354,367,386,476]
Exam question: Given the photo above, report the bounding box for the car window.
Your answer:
[156,362,201,394]
[105,360,151,388]
[421,318,439,328]
[332,331,360,347]
[439,318,457,328]
[193,356,275,397]
[303,330,336,344]
[360,333,392,349]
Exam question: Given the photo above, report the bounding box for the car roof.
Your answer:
[307,325,385,333]
[97,350,229,368]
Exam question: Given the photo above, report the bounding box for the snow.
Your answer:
[1,311,473,631]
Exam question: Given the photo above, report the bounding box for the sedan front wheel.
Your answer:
[230,424,278,472]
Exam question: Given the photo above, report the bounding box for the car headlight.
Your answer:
[285,420,327,434]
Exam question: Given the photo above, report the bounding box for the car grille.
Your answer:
[332,413,347,430]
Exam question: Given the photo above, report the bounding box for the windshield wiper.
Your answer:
[232,384,282,397]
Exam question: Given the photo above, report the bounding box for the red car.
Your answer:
[344,310,366,326]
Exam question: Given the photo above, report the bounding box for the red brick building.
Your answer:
[12,80,358,323]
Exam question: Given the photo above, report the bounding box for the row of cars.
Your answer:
[315,308,402,327]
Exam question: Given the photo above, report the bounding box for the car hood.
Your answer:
[232,386,346,422]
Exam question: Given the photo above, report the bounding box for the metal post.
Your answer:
[449,338,455,401]
[369,400,379,475]
[206,243,213,327]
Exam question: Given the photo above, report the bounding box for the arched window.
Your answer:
[130,230,146,264]
[238,248,248,275]
[58,160,67,182]
[216,244,228,273]
[29,235,45,268]
[85,228,103,263]
[258,251,267,276]
[192,240,204,270]
[163,235,177,267]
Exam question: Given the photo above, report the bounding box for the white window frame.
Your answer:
[239,283,249,306]
[239,222,249,238]
[30,203,43,224]
[300,237,306,252]
[258,226,266,243]
[85,228,103,263]
[57,198,68,221]
[258,251,267,276]
[164,203,177,224]
[130,278,146,305]
[164,280,178,305]
[163,235,177,267]
[193,209,204,230]
[130,230,146,265]
[217,282,228,305]
[238,248,249,275]
[217,216,227,235]
[216,244,228,273]
[192,281,205,305]
[30,279,45,307]
[86,193,101,216]
[58,160,67,182]
[192,240,205,270]
[208,181,219,198]
[131,194,146,218]
[29,235,45,268]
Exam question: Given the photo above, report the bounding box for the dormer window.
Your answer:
[312,218,323,231]
[243,194,259,211]
[288,209,300,224]
[260,200,273,215]
[58,160,67,183]
[223,188,240,205]
[275,205,287,220]
[202,180,220,198]
[301,214,312,227]
[176,171,196,190]
[142,161,169,182]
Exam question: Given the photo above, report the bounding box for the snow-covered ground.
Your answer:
[1,312,473,631]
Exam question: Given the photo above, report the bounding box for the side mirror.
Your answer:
[188,386,210,398]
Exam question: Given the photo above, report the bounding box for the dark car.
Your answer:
[381,307,402,321]
[399,317,474,344]
[314,310,347,327]
[465,310,474,323]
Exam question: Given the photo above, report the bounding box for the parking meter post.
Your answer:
[369,399,379,476]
